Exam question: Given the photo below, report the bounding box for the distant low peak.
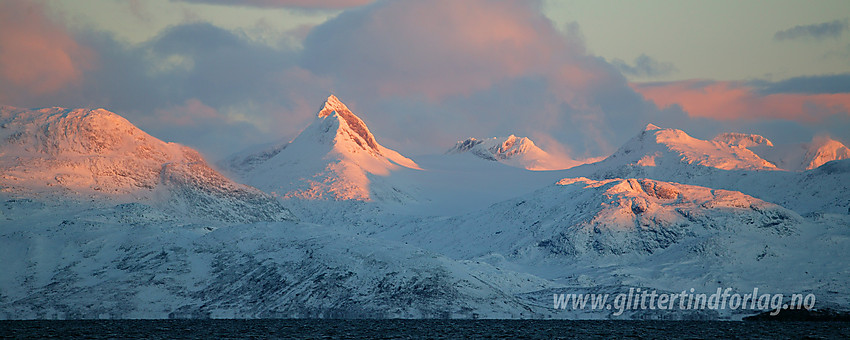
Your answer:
[712,132,774,148]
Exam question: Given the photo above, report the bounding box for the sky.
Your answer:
[1,0,849,161]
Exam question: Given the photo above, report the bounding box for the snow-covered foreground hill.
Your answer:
[379,177,850,315]
[0,105,564,319]
[0,196,564,319]
[2,101,850,320]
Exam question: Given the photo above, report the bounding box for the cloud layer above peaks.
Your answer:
[0,0,848,160]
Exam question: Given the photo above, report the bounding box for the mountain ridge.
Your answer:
[3,99,850,320]
[603,124,778,171]
[0,105,295,223]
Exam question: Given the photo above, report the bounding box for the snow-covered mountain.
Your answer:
[712,132,774,148]
[583,124,777,179]
[751,135,850,172]
[566,125,850,215]
[0,106,294,223]
[399,176,801,260]
[446,135,581,170]
[0,196,566,319]
[0,104,566,319]
[224,95,420,202]
[3,101,850,320]
[383,175,850,315]
[802,136,850,170]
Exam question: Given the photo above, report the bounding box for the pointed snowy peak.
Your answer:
[644,123,662,131]
[317,94,347,118]
[234,95,419,202]
[311,94,380,153]
[298,94,418,169]
[712,133,774,148]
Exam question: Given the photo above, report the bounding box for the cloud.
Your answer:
[173,0,375,9]
[87,23,333,158]
[774,19,848,41]
[6,0,692,160]
[633,79,850,121]
[293,0,692,158]
[139,98,274,158]
[611,54,677,78]
[753,73,850,95]
[0,17,332,159]
[0,1,95,103]
[153,98,221,126]
[300,0,572,100]
[4,0,848,161]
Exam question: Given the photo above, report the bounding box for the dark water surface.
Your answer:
[2,319,849,339]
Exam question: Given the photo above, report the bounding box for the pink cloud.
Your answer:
[175,0,375,9]
[302,0,574,100]
[0,1,95,102]
[633,80,850,121]
[153,99,222,126]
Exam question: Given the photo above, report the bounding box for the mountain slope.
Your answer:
[566,125,850,214]
[0,104,570,320]
[0,199,561,319]
[4,103,849,320]
[0,106,294,223]
[587,124,777,179]
[225,95,420,202]
[712,132,774,148]
[396,177,801,261]
[749,136,850,172]
[382,176,850,312]
[801,136,850,170]
[446,135,581,170]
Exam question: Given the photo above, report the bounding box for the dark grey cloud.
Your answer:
[753,73,850,95]
[774,19,848,41]
[611,54,677,78]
